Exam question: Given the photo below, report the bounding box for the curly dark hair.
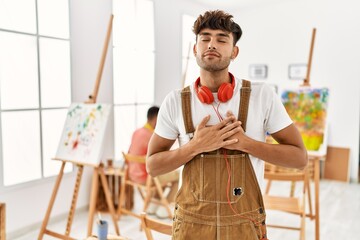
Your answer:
[193,10,242,45]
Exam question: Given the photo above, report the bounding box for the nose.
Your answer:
[208,40,216,50]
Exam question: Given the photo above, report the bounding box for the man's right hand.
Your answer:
[191,115,242,153]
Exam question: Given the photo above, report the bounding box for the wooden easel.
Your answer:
[301,27,322,240]
[302,28,316,86]
[37,14,119,240]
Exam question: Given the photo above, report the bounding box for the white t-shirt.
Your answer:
[155,77,292,189]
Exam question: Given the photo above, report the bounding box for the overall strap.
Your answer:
[181,86,195,138]
[181,80,251,137]
[238,80,251,132]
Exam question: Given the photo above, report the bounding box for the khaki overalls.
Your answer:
[173,80,268,240]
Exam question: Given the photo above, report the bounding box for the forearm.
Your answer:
[242,136,308,169]
[146,141,200,177]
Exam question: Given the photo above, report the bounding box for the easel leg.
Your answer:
[65,165,84,236]
[87,167,100,236]
[117,171,127,219]
[307,180,314,218]
[314,157,320,240]
[38,162,66,240]
[99,166,120,235]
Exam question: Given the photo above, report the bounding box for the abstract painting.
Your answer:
[55,103,111,166]
[281,87,329,151]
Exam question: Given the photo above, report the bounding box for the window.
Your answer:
[182,14,198,87]
[0,0,72,187]
[112,0,155,159]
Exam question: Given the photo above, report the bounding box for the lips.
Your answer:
[204,51,220,57]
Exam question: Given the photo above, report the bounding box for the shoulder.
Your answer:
[132,127,151,138]
[160,86,196,112]
[247,81,277,99]
[248,81,273,91]
[162,88,183,104]
[158,89,181,116]
[156,88,185,140]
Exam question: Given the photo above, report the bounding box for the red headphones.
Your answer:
[194,73,235,104]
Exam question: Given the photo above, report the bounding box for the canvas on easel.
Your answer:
[38,14,121,240]
[55,103,111,166]
[281,87,329,153]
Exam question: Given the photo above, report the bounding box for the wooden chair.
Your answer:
[263,163,308,240]
[140,212,172,240]
[117,152,174,219]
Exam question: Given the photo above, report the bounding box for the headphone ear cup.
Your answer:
[197,86,214,104]
[218,83,234,102]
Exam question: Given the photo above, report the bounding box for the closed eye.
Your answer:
[201,37,211,42]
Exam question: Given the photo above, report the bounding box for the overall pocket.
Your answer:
[190,153,246,203]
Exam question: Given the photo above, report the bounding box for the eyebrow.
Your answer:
[199,32,230,38]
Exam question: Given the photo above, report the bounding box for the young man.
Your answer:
[127,106,179,218]
[128,106,160,184]
[146,10,307,239]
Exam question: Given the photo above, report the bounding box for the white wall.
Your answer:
[153,0,208,103]
[2,0,114,237]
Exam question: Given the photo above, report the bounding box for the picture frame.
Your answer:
[249,64,268,79]
[288,64,307,80]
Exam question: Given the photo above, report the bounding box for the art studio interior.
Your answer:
[0,0,359,239]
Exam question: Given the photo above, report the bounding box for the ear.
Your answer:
[193,44,197,57]
[231,46,239,59]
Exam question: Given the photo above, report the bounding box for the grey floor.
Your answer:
[12,179,360,240]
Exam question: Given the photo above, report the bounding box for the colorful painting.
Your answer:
[55,103,111,166]
[281,87,329,151]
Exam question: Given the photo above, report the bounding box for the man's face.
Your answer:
[194,28,238,72]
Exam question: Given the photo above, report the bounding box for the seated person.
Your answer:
[127,106,179,218]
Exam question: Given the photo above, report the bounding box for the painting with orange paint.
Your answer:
[281,87,329,151]
[55,103,111,166]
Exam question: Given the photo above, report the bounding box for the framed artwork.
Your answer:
[54,103,111,166]
[281,87,329,152]
[249,64,268,79]
[288,64,307,80]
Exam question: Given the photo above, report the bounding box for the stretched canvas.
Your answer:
[281,87,329,151]
[55,103,111,166]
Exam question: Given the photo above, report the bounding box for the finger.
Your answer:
[221,138,238,147]
[222,119,242,131]
[197,115,210,129]
[215,116,236,129]
[226,111,234,117]
[220,121,242,133]
[222,126,242,139]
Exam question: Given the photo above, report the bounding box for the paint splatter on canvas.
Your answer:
[55,103,111,166]
[281,88,329,151]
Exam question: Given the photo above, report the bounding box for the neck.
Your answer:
[199,70,231,92]
[144,122,154,132]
